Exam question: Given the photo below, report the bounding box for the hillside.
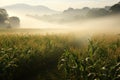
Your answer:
[3,3,59,15]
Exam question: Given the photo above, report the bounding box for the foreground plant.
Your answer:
[58,38,120,80]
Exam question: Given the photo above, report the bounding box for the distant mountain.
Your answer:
[14,1,120,23]
[3,3,59,15]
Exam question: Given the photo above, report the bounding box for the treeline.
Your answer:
[0,8,20,28]
[28,1,120,23]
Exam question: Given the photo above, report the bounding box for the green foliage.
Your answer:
[0,34,74,80]
[58,38,120,80]
[0,34,119,80]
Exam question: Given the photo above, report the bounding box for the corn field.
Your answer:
[0,33,119,80]
[58,35,120,80]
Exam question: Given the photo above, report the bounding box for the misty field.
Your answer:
[0,33,119,80]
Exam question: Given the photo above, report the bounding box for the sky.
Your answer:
[0,0,120,10]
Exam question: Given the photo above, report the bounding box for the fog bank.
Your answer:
[8,10,120,35]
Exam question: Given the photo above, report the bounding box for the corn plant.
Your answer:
[58,38,120,80]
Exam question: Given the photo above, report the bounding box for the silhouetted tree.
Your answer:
[87,9,109,17]
[0,9,8,22]
[9,16,20,27]
[0,8,20,28]
[0,8,9,27]
[82,7,90,11]
[110,2,120,13]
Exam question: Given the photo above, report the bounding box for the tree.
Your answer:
[0,8,9,27]
[0,8,20,28]
[9,16,20,27]
[110,2,120,13]
[87,9,109,17]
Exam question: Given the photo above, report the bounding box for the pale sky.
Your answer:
[0,0,119,10]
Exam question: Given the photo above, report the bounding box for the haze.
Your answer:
[8,11,120,34]
[0,0,120,35]
[0,0,119,11]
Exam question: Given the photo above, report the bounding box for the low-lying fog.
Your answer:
[8,10,120,35]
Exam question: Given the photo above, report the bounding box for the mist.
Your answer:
[1,1,118,35]
[8,11,63,28]
[7,9,120,35]
[67,15,120,34]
